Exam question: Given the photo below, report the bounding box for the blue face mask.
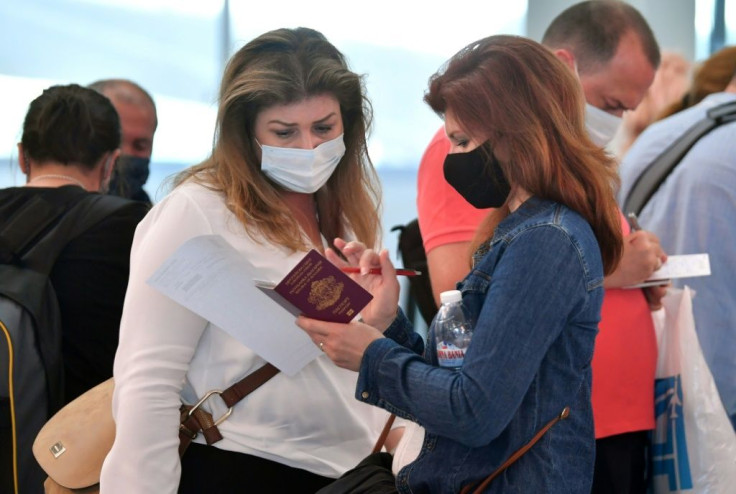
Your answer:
[109,155,150,200]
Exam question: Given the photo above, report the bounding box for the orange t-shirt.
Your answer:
[416,128,657,439]
[416,127,488,254]
[591,214,657,438]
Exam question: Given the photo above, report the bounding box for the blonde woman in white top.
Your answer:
[100,27,404,493]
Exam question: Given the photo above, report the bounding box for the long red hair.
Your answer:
[425,35,622,274]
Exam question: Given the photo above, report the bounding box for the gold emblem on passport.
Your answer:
[308,276,344,310]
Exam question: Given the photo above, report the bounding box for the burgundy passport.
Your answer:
[256,249,373,323]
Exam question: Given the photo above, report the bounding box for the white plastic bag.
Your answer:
[650,286,736,493]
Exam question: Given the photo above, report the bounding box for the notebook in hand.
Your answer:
[624,253,711,288]
[256,249,373,323]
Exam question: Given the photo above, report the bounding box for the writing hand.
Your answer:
[328,239,400,332]
[604,230,667,288]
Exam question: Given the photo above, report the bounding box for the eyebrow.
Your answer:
[446,131,466,142]
[268,112,338,126]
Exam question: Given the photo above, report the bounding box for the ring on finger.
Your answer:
[319,342,325,352]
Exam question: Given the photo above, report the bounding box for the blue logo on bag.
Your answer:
[651,375,693,490]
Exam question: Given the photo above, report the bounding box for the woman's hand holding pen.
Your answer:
[326,237,400,332]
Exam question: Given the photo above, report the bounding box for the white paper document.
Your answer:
[146,235,321,375]
[625,253,711,289]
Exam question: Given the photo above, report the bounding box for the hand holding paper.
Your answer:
[146,235,324,375]
[625,253,711,288]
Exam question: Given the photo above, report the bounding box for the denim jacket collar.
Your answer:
[473,196,555,267]
[496,196,555,237]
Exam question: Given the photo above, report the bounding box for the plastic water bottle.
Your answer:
[432,290,474,370]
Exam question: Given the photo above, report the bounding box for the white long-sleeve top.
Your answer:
[100,181,394,493]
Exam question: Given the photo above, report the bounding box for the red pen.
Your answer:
[341,267,422,277]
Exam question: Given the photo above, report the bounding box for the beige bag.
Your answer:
[33,362,280,491]
[32,378,114,492]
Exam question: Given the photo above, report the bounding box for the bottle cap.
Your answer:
[440,289,462,305]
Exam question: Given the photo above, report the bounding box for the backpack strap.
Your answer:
[0,187,81,266]
[623,100,736,217]
[390,220,437,326]
[14,191,133,275]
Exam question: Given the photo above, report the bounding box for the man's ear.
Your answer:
[17,143,29,174]
[103,149,122,181]
[553,49,578,73]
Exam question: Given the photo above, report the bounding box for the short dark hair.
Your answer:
[21,84,121,169]
[542,0,660,73]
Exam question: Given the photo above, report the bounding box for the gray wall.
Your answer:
[527,0,696,61]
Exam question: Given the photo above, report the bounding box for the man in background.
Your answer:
[618,62,736,431]
[416,2,666,492]
[89,79,157,204]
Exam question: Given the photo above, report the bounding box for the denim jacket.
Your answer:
[357,197,605,493]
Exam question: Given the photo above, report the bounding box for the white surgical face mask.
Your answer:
[259,134,345,193]
[585,103,623,147]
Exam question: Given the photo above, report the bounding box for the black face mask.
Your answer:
[109,155,151,201]
[443,145,510,209]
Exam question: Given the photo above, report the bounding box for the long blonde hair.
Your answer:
[176,27,381,251]
[425,35,622,274]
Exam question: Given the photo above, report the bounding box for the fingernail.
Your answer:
[360,266,369,275]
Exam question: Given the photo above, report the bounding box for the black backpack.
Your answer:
[0,189,131,494]
[391,219,438,327]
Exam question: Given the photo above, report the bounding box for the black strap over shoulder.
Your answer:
[0,189,132,275]
[0,188,79,266]
[623,100,736,217]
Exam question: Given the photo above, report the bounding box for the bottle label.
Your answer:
[437,341,466,368]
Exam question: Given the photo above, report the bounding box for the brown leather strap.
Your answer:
[220,363,280,407]
[179,405,224,456]
[371,414,397,454]
[178,363,280,456]
[460,406,570,494]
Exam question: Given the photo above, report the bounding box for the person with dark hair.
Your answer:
[542,0,660,128]
[0,84,148,403]
[88,78,158,204]
[415,3,667,492]
[618,57,736,431]
[299,34,623,493]
[100,28,401,493]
